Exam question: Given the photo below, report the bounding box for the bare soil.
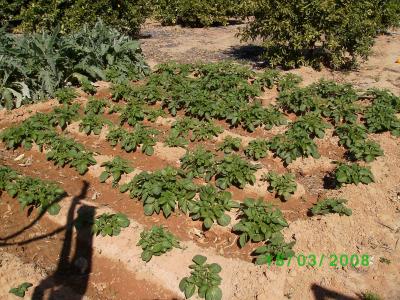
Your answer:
[1,23,400,300]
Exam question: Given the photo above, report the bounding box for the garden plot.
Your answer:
[1,61,400,300]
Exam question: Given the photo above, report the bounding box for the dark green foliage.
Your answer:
[290,113,331,139]
[262,172,297,201]
[277,87,319,114]
[256,69,281,89]
[241,0,400,69]
[4,173,65,215]
[153,0,242,27]
[367,88,400,112]
[55,87,78,104]
[5,1,149,35]
[99,156,134,187]
[217,136,242,154]
[92,213,130,237]
[120,167,197,218]
[254,235,295,264]
[334,163,374,186]
[277,73,302,91]
[119,102,146,126]
[335,124,368,148]
[364,103,400,136]
[46,136,97,175]
[268,129,320,164]
[50,103,80,130]
[179,255,222,300]
[245,139,269,160]
[85,98,108,115]
[106,125,159,155]
[9,282,33,298]
[190,185,239,229]
[79,115,108,135]
[233,198,288,248]
[311,198,352,216]
[347,140,383,162]
[214,154,260,189]
[180,147,216,180]
[0,21,149,109]
[138,226,182,262]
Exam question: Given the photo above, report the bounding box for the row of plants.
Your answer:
[0,165,65,215]
[0,112,97,174]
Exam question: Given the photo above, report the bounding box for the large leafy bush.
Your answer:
[0,21,149,109]
[241,0,400,69]
[1,0,149,35]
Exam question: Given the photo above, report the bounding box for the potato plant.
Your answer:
[55,87,78,104]
[180,147,216,180]
[4,174,65,215]
[311,198,352,216]
[190,185,239,229]
[79,115,108,135]
[100,156,134,187]
[84,97,108,115]
[244,139,269,161]
[347,140,383,162]
[92,213,130,237]
[120,167,197,218]
[262,172,297,201]
[9,282,33,298]
[50,103,80,130]
[214,154,260,189]
[137,226,182,262]
[364,103,400,136]
[335,124,368,148]
[254,235,295,264]
[290,113,331,139]
[179,255,222,300]
[334,163,374,187]
[217,136,242,154]
[233,198,288,248]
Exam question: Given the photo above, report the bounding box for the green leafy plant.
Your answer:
[256,69,281,89]
[5,176,65,215]
[92,213,130,237]
[241,0,400,69]
[335,124,367,148]
[179,255,222,300]
[46,136,97,175]
[49,103,80,130]
[120,167,197,218]
[262,172,297,201]
[119,102,145,126]
[9,282,33,298]
[253,235,295,264]
[364,103,400,136]
[100,156,134,187]
[333,163,374,187]
[347,140,383,162]
[217,136,242,154]
[106,125,159,155]
[268,129,320,164]
[84,97,108,115]
[146,108,166,122]
[55,87,78,104]
[233,198,289,248]
[215,154,260,189]
[290,113,331,139]
[277,87,319,114]
[0,166,18,192]
[190,185,239,229]
[137,225,182,262]
[244,139,269,160]
[311,198,352,216]
[277,73,302,91]
[79,114,107,135]
[180,147,216,180]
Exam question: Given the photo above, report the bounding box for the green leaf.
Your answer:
[205,286,222,300]
[192,255,207,265]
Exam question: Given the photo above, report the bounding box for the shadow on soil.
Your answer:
[311,284,359,300]
[28,181,94,300]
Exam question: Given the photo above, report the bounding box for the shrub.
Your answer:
[0,21,149,109]
[241,0,400,69]
[2,0,150,35]
[152,0,242,27]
